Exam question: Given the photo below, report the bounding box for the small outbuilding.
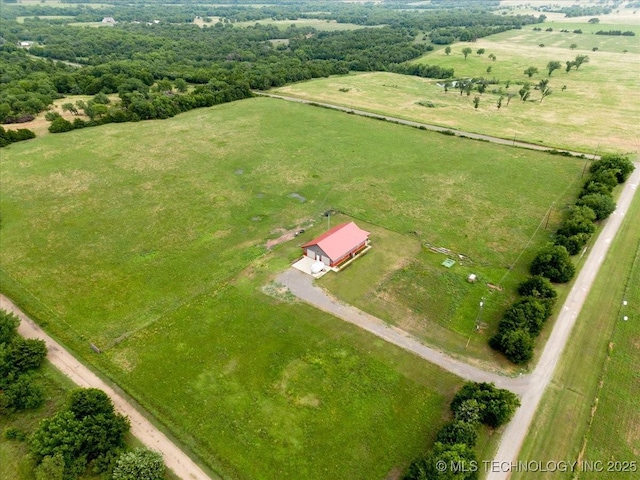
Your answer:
[101,17,116,24]
[301,222,370,268]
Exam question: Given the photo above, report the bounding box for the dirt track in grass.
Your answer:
[0,295,217,480]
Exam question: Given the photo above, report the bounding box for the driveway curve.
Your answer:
[277,268,528,393]
[0,295,216,480]
[278,163,639,479]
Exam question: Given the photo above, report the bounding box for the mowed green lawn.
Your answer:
[1,97,582,478]
[514,165,640,479]
[273,21,640,154]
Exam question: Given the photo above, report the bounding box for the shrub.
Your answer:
[589,154,635,183]
[580,179,614,197]
[451,382,520,428]
[0,310,20,344]
[530,244,576,282]
[1,336,47,377]
[4,375,44,411]
[4,426,27,441]
[452,398,482,424]
[554,232,591,255]
[497,328,534,364]
[576,193,616,220]
[48,117,74,133]
[112,448,165,480]
[403,442,478,480]
[589,170,619,190]
[436,421,478,448]
[556,205,596,238]
[517,276,557,300]
[498,298,549,337]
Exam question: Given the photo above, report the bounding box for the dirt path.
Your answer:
[278,163,640,479]
[254,92,601,160]
[0,295,216,480]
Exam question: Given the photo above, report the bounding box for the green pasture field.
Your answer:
[499,4,640,26]
[0,96,543,479]
[273,22,640,154]
[0,97,584,369]
[0,97,583,477]
[234,18,370,31]
[514,163,640,479]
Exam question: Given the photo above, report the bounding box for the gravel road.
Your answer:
[0,295,216,480]
[278,163,640,480]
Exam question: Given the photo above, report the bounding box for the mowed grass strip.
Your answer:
[514,166,640,479]
[273,21,640,153]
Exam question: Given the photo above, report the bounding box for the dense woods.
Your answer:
[0,1,541,127]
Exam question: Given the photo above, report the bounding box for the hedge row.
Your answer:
[0,125,35,148]
[490,155,634,364]
[0,310,47,413]
[402,382,520,480]
[48,83,252,134]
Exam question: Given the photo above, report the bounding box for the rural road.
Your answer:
[278,162,640,479]
[486,162,640,480]
[255,92,601,159]
[0,295,216,480]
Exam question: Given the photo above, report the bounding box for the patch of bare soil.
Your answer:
[265,221,313,249]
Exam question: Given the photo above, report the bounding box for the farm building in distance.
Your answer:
[301,222,370,268]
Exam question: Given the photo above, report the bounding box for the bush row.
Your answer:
[490,155,634,364]
[1,308,166,480]
[48,82,252,134]
[0,310,47,413]
[555,154,634,255]
[402,382,520,480]
[0,125,35,148]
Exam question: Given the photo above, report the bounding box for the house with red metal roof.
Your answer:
[301,222,370,268]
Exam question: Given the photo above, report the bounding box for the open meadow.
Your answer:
[273,19,640,154]
[0,96,584,365]
[0,96,587,477]
[514,161,640,479]
[234,18,371,31]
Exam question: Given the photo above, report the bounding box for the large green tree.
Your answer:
[576,193,616,220]
[30,388,130,479]
[589,154,635,183]
[0,310,20,345]
[530,244,576,282]
[451,383,520,428]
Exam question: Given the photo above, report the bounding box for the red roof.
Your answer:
[302,222,370,261]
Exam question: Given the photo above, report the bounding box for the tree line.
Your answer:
[490,155,635,364]
[1,310,166,480]
[403,382,520,480]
